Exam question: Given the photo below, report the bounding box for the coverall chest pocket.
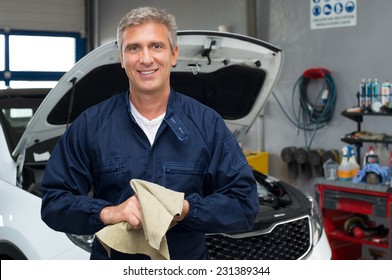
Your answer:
[163,162,208,195]
[92,159,124,193]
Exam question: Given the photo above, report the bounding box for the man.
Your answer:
[41,6,259,260]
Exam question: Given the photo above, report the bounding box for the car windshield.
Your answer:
[0,88,48,152]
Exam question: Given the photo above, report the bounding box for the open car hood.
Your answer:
[13,30,283,158]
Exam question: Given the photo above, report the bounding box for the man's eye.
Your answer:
[153,44,162,49]
[127,45,138,52]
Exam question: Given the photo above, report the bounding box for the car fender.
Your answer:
[0,240,28,260]
[0,180,88,259]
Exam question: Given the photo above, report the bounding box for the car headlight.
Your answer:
[66,234,94,253]
[307,195,324,246]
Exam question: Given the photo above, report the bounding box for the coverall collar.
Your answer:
[125,89,189,142]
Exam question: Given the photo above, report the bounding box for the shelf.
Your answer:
[341,136,392,146]
[341,110,392,123]
[341,107,392,163]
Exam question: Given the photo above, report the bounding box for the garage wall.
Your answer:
[255,0,392,195]
[97,0,255,46]
[0,0,85,34]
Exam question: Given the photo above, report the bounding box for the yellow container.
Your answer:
[244,151,268,174]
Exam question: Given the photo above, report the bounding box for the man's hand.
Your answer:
[100,195,142,229]
[173,199,189,222]
[100,196,189,226]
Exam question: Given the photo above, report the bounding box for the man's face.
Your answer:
[120,22,178,96]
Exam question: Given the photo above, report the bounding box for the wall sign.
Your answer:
[310,0,357,30]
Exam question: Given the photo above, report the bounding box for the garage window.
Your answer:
[0,35,4,88]
[0,35,4,70]
[9,35,76,71]
[0,30,85,89]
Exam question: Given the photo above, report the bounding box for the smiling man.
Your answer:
[41,6,259,260]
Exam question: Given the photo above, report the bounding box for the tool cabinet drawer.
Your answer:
[323,189,387,217]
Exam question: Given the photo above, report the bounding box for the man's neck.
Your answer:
[129,90,169,121]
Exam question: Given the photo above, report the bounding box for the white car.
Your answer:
[0,88,91,259]
[0,31,331,260]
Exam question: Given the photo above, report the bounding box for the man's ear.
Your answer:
[119,52,125,68]
[171,46,179,67]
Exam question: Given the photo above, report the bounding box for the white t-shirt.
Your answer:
[130,102,165,145]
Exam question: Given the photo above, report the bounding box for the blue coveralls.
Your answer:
[41,89,259,259]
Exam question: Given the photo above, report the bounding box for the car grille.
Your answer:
[206,216,311,260]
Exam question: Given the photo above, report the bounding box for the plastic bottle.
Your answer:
[373,78,380,103]
[323,159,338,180]
[381,80,391,108]
[338,146,352,181]
[359,78,366,108]
[366,78,372,108]
[347,146,360,177]
[365,146,379,165]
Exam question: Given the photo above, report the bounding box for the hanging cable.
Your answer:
[272,67,337,150]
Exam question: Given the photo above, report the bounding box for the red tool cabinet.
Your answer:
[315,178,392,259]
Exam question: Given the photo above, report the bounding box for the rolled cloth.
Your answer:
[95,179,184,260]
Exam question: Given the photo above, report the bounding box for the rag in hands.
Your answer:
[95,179,184,260]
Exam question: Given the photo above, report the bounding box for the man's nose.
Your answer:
[139,49,153,65]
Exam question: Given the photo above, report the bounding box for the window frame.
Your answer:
[0,29,85,87]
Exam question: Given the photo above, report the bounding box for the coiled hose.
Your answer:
[273,67,337,149]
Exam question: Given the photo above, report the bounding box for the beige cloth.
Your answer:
[95,179,184,260]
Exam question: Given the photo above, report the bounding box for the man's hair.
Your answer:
[117,6,178,52]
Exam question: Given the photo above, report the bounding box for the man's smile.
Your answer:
[138,69,158,75]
